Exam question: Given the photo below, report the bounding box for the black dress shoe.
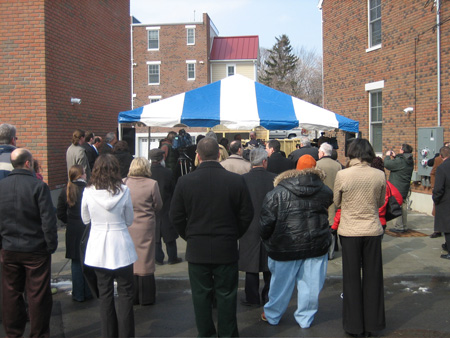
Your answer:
[430,232,442,238]
[168,257,182,265]
[440,253,450,260]
[240,298,260,307]
[155,260,164,265]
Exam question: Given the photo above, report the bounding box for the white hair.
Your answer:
[319,142,333,156]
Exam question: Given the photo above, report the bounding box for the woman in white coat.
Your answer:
[81,154,137,338]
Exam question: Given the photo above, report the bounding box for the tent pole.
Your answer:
[148,126,151,160]
[118,123,122,140]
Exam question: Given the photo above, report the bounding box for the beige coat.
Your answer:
[124,176,162,275]
[333,159,386,237]
[220,154,251,175]
[316,156,342,224]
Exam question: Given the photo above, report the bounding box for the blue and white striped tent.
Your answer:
[118,75,359,133]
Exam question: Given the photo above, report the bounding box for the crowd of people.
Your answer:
[2,122,444,337]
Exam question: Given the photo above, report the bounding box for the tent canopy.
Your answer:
[118,75,359,133]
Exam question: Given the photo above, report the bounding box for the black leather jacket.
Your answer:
[260,168,332,261]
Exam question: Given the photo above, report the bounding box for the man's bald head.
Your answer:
[11,148,33,170]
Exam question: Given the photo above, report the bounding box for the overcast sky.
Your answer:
[130,0,323,53]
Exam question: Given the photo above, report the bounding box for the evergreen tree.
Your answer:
[259,34,299,95]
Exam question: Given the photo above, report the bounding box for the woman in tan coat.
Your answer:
[333,139,386,337]
[124,157,163,305]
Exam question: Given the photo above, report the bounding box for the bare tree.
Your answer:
[258,39,323,107]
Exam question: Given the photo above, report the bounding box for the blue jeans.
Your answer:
[71,259,92,301]
[264,254,328,328]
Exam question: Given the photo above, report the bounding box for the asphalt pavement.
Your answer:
[4,211,450,337]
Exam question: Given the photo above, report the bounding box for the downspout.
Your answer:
[437,0,441,126]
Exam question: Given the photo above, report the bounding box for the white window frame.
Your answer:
[148,95,162,103]
[186,60,196,81]
[146,27,160,50]
[367,0,381,51]
[186,25,196,45]
[366,80,384,154]
[147,61,161,85]
[227,64,236,77]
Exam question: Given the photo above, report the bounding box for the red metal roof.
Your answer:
[210,36,259,60]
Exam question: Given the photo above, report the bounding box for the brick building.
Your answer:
[321,0,450,213]
[131,13,217,109]
[0,0,131,189]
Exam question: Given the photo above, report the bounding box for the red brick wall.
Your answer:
[0,0,47,177]
[1,0,131,188]
[45,0,131,188]
[132,14,211,108]
[322,0,450,193]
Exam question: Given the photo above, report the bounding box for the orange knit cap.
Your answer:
[296,154,316,170]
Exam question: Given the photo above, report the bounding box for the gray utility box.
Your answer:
[417,127,444,176]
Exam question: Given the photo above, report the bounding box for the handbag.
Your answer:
[80,223,99,298]
[385,184,402,221]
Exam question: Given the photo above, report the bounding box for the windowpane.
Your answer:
[227,66,235,76]
[371,124,382,153]
[370,90,382,153]
[148,64,160,84]
[187,63,195,80]
[148,30,159,49]
[369,0,381,47]
[187,28,195,45]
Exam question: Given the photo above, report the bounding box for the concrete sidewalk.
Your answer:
[51,211,450,282]
[12,211,450,337]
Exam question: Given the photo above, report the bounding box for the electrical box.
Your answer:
[417,127,444,176]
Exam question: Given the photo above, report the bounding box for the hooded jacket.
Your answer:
[384,153,414,199]
[260,168,333,261]
[0,144,16,180]
[81,184,137,269]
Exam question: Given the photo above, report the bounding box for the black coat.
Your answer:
[288,145,319,165]
[170,161,254,264]
[260,168,332,261]
[57,180,87,260]
[433,158,450,232]
[267,152,294,175]
[0,169,58,254]
[239,167,276,273]
[151,163,179,243]
[82,143,98,170]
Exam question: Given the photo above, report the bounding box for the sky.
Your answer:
[130,0,323,53]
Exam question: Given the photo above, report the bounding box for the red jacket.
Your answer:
[332,181,403,230]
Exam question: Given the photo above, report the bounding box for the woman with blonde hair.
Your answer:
[81,154,137,337]
[57,164,92,302]
[124,157,162,305]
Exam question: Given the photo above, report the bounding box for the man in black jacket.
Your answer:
[0,148,58,337]
[266,139,294,174]
[170,137,253,337]
[149,148,182,265]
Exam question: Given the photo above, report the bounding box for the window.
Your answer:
[369,0,381,47]
[147,61,161,85]
[370,90,382,153]
[227,64,235,77]
[187,62,196,80]
[147,28,160,50]
[186,26,195,45]
[149,96,161,103]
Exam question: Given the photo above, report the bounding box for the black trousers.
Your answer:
[155,240,178,263]
[2,250,52,338]
[340,236,385,335]
[95,264,135,338]
[188,262,239,337]
[244,271,271,305]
